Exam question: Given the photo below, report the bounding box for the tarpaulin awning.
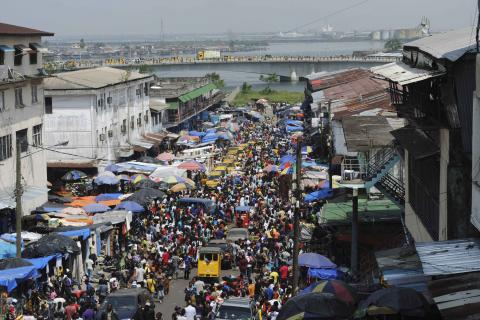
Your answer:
[95,193,123,201]
[179,84,216,103]
[0,266,38,292]
[25,255,58,271]
[308,268,344,280]
[57,228,90,240]
[131,139,153,151]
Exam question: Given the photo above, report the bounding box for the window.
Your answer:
[32,124,42,146]
[45,97,52,114]
[0,50,4,65]
[16,129,28,153]
[29,45,37,65]
[14,46,22,66]
[31,85,38,104]
[15,87,24,108]
[130,115,134,128]
[144,83,149,96]
[138,113,142,125]
[137,84,143,97]
[0,91,4,112]
[0,135,12,161]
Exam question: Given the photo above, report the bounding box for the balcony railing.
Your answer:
[164,94,225,127]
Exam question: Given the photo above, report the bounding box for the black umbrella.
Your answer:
[277,293,354,320]
[137,156,161,164]
[357,287,430,318]
[22,234,80,258]
[48,195,73,204]
[156,181,170,191]
[135,179,160,190]
[127,188,166,207]
[0,258,33,270]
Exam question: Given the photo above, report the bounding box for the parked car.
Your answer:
[96,288,152,320]
[216,297,255,320]
[226,228,249,242]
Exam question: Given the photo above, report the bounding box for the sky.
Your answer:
[0,0,477,37]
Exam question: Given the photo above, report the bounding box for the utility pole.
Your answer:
[292,137,302,295]
[351,188,359,275]
[327,100,333,185]
[15,139,23,258]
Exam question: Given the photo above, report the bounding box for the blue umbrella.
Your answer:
[94,175,119,185]
[95,193,123,201]
[105,164,121,173]
[280,154,295,164]
[304,189,333,203]
[61,170,87,181]
[114,201,144,213]
[188,131,206,137]
[298,253,336,269]
[285,119,303,126]
[235,206,251,212]
[286,125,303,132]
[82,203,111,214]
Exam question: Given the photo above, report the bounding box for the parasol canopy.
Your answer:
[170,183,195,193]
[127,188,166,206]
[131,174,148,184]
[156,152,174,162]
[137,156,162,164]
[277,293,354,320]
[94,175,119,185]
[116,174,130,181]
[61,170,87,181]
[161,175,186,184]
[356,287,431,318]
[104,164,121,173]
[60,207,87,216]
[97,171,116,178]
[298,253,336,269]
[95,193,123,202]
[114,201,144,213]
[300,280,357,306]
[82,203,111,214]
[22,234,80,258]
[135,179,160,190]
[178,161,205,171]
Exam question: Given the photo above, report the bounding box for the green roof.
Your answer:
[179,83,217,103]
[320,199,401,224]
[167,101,179,110]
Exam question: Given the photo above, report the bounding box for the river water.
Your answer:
[154,40,385,92]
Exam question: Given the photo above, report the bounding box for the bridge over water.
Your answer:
[105,55,399,81]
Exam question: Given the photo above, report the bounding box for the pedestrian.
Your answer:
[184,301,196,320]
[101,304,119,320]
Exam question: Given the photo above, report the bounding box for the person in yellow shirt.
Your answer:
[248,281,255,298]
[146,275,156,295]
[270,269,279,284]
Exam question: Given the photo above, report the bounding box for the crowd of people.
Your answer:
[3,112,324,320]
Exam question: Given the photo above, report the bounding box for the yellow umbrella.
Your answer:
[206,180,219,188]
[209,171,222,177]
[214,166,227,171]
[170,183,195,193]
[183,177,195,187]
[223,158,234,164]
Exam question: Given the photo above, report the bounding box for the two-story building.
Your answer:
[372,27,477,241]
[43,67,154,171]
[0,23,53,231]
[149,77,222,131]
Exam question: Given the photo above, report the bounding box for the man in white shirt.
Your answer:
[184,302,196,320]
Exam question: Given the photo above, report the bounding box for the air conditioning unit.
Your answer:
[108,130,113,137]
[120,124,127,133]
[107,97,113,104]
[137,118,141,125]
[99,133,106,141]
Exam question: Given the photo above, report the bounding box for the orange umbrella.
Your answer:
[66,196,97,207]
[98,199,122,207]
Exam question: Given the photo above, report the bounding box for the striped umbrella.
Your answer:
[131,174,147,184]
[300,280,357,306]
[156,152,174,162]
[170,183,195,193]
[161,175,186,184]
[116,174,130,181]
[178,161,205,171]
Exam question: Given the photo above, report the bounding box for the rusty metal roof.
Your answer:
[371,61,445,85]
[308,68,371,92]
[0,22,54,36]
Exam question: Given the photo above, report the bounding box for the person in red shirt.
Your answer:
[65,302,79,320]
[279,264,289,286]
[162,251,170,266]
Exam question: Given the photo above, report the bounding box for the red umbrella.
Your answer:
[156,152,174,162]
[178,161,205,171]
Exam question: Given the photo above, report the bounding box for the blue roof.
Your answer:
[0,266,38,292]
[57,228,90,240]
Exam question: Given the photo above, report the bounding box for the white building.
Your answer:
[43,67,154,170]
[0,23,53,223]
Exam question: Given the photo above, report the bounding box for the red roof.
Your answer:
[309,69,371,92]
[0,22,54,36]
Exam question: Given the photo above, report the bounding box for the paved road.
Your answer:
[154,268,241,318]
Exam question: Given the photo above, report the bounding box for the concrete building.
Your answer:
[372,27,477,241]
[149,77,222,131]
[43,67,154,170]
[0,23,53,229]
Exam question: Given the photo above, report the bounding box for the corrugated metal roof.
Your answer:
[416,238,480,276]
[0,22,54,36]
[404,27,476,62]
[178,83,216,103]
[370,62,445,85]
[308,68,371,92]
[44,67,153,90]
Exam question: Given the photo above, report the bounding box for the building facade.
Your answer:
[0,23,53,225]
[43,67,154,170]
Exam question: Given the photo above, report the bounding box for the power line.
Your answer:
[284,0,370,33]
